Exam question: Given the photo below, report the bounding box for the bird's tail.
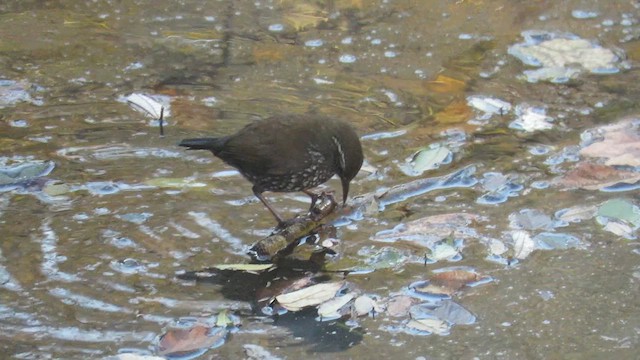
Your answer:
[178,137,227,153]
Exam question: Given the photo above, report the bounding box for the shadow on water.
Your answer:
[177,255,365,353]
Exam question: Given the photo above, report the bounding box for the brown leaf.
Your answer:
[424,74,467,94]
[282,3,327,30]
[158,325,225,356]
[429,270,479,292]
[386,295,416,317]
[253,43,300,63]
[434,99,473,125]
[376,75,430,97]
[372,213,481,243]
[555,162,640,190]
[580,118,640,167]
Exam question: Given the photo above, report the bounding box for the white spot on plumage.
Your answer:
[332,136,346,171]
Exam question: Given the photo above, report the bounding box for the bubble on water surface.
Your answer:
[9,119,28,127]
[305,39,323,47]
[117,212,153,224]
[268,23,284,32]
[571,10,599,19]
[339,54,357,63]
[110,258,146,274]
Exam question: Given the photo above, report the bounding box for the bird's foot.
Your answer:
[309,191,337,221]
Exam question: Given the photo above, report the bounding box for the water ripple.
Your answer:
[39,219,80,283]
[0,248,23,292]
[188,211,246,255]
[49,288,131,313]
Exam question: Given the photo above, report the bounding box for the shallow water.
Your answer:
[1,0,640,359]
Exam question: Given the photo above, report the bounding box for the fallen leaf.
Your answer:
[509,34,619,82]
[554,204,598,223]
[121,93,168,119]
[401,145,453,176]
[413,283,455,296]
[434,100,473,124]
[555,162,640,190]
[213,263,275,273]
[363,246,412,269]
[282,3,327,30]
[276,281,345,311]
[431,300,476,325]
[511,230,535,259]
[429,241,459,261]
[509,104,553,132]
[411,269,480,296]
[430,270,479,291]
[353,295,375,317]
[158,325,226,356]
[215,310,233,327]
[410,300,476,325]
[376,75,430,97]
[317,292,355,319]
[255,276,314,307]
[406,318,450,335]
[580,118,640,167]
[373,213,481,244]
[508,208,556,230]
[425,74,467,94]
[386,295,416,317]
[467,95,512,119]
[602,220,636,239]
[253,43,299,63]
[597,199,640,227]
[534,232,585,250]
[42,182,71,196]
[487,238,508,255]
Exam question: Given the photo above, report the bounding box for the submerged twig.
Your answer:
[159,107,164,136]
[249,192,337,261]
[248,165,479,261]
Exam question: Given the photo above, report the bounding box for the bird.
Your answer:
[179,114,364,225]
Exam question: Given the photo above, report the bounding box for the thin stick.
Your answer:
[159,107,164,136]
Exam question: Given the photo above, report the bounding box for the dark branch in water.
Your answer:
[159,107,164,136]
[249,192,337,261]
[247,165,478,262]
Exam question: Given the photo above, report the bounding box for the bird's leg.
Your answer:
[253,187,286,225]
[303,189,320,210]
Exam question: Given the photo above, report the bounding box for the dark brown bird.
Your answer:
[179,114,364,225]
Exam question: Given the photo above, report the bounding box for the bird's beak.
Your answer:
[341,176,350,205]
